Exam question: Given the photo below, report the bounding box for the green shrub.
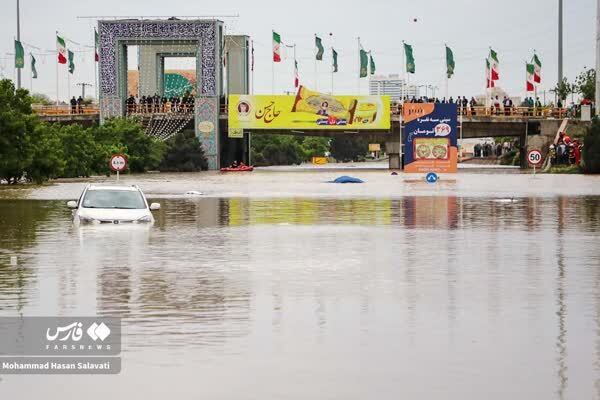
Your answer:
[583,118,600,174]
[159,131,208,172]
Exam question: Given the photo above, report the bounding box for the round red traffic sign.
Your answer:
[109,154,128,172]
[527,149,543,166]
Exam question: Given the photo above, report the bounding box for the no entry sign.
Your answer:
[527,150,543,166]
[109,154,128,172]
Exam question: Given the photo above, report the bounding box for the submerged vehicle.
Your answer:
[67,184,160,225]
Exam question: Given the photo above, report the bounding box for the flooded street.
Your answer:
[1,170,600,399]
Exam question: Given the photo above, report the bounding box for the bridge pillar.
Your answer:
[386,141,401,169]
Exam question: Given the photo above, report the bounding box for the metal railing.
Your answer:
[32,104,100,116]
[392,105,569,119]
[32,103,571,120]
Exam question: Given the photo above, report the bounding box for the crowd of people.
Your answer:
[125,91,195,114]
[473,140,517,158]
[395,95,592,117]
[549,132,582,166]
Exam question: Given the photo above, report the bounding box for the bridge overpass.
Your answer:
[35,104,588,169]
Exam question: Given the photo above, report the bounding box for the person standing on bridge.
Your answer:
[70,96,77,114]
[77,96,84,114]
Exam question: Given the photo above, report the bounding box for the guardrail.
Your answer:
[32,104,100,116]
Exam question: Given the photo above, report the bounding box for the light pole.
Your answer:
[596,0,600,114]
[558,0,563,87]
[16,0,21,89]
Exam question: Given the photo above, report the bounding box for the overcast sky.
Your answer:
[0,0,595,101]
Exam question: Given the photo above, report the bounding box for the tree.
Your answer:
[250,134,305,166]
[159,131,208,172]
[330,136,369,162]
[93,118,165,173]
[552,77,576,101]
[575,67,596,101]
[0,79,38,183]
[301,137,330,159]
[583,117,600,173]
[28,124,65,183]
[59,124,101,178]
[30,93,54,105]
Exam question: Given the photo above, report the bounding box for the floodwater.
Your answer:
[1,169,600,399]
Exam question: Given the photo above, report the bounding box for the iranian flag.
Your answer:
[488,48,499,80]
[273,31,281,62]
[532,54,541,83]
[294,59,299,88]
[486,59,495,88]
[57,35,67,64]
[526,63,535,92]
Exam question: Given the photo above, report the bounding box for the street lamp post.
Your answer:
[558,0,563,87]
[596,0,600,114]
[16,0,21,89]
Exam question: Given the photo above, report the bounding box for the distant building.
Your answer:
[369,74,419,101]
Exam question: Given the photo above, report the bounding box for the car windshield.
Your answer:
[82,190,146,209]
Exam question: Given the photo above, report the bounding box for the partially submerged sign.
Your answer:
[403,103,458,173]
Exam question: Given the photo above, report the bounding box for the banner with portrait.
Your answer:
[229,86,391,130]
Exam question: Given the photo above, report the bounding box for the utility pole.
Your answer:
[596,0,600,114]
[77,82,93,99]
[16,0,21,89]
[558,0,563,87]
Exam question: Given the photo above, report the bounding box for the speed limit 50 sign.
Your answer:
[109,154,128,172]
[527,149,543,166]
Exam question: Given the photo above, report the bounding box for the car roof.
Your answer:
[86,185,140,192]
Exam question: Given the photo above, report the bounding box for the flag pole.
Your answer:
[271,30,275,94]
[330,33,334,95]
[444,44,449,100]
[251,40,254,95]
[357,37,360,94]
[402,40,405,103]
[330,48,334,95]
[294,43,297,92]
[56,31,59,105]
[16,0,21,89]
[29,54,32,92]
[314,33,318,90]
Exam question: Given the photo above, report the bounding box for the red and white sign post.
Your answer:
[527,149,543,176]
[109,154,128,181]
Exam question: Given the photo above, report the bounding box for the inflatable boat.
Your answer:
[220,166,254,172]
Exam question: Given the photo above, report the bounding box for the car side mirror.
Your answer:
[67,201,78,209]
[149,203,161,211]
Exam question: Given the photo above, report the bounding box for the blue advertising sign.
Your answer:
[403,103,458,173]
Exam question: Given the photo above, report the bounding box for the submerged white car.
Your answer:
[68,185,160,225]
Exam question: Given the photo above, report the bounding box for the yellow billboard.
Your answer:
[229,86,391,130]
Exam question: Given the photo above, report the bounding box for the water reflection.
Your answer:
[0,196,599,399]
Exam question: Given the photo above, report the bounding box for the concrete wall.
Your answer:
[225,36,249,95]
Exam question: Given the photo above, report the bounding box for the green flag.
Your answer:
[332,48,338,73]
[315,36,324,61]
[14,40,25,69]
[404,43,415,74]
[446,46,455,78]
[31,54,37,79]
[369,53,375,75]
[68,50,75,74]
[359,49,368,78]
